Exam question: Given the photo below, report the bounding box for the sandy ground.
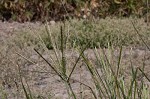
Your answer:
[0,20,150,99]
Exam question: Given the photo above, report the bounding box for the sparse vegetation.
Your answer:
[9,18,150,49]
[0,17,150,98]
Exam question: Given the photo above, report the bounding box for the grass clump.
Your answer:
[32,19,150,98]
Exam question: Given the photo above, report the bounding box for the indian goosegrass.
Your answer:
[2,18,149,98]
[33,22,150,98]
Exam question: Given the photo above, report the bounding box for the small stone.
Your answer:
[50,21,55,25]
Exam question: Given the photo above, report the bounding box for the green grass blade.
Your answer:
[138,68,150,82]
[131,21,150,51]
[67,41,90,81]
[94,48,111,98]
[60,26,67,78]
[25,79,33,99]
[116,46,122,76]
[81,52,107,99]
[17,64,30,99]
[127,68,138,98]
[133,79,137,99]
[34,48,65,81]
[45,22,62,69]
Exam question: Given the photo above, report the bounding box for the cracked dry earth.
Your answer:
[0,21,150,99]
